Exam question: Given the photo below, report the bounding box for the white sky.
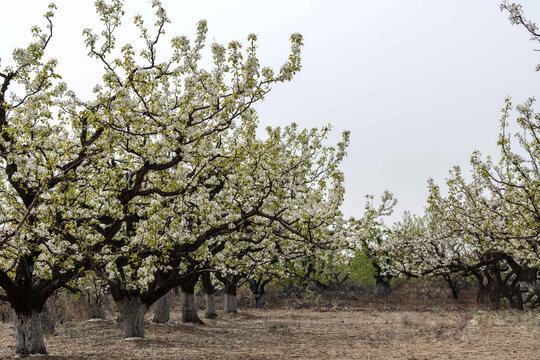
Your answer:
[1,0,539,223]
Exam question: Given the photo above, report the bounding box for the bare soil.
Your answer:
[0,308,538,359]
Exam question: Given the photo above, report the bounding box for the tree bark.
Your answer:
[87,300,106,319]
[216,273,240,313]
[15,310,47,356]
[224,293,237,313]
[205,293,217,319]
[373,263,391,298]
[250,278,269,309]
[153,290,173,324]
[442,273,459,300]
[490,268,503,309]
[224,283,237,314]
[374,276,391,298]
[476,273,502,308]
[508,283,524,311]
[180,281,203,324]
[118,296,147,338]
[475,272,489,304]
[201,272,217,319]
[524,282,540,308]
[252,296,262,309]
[477,281,488,304]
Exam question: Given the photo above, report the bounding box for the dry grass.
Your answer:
[0,308,538,359]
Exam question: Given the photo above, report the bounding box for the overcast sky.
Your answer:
[2,0,539,223]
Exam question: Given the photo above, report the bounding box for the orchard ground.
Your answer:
[0,287,538,360]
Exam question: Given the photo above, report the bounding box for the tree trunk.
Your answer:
[224,293,237,313]
[216,274,240,314]
[374,276,391,298]
[250,278,269,309]
[475,277,501,308]
[15,311,47,356]
[181,292,203,324]
[205,293,217,319]
[153,290,173,324]
[450,286,459,300]
[490,268,503,309]
[201,272,217,319]
[373,262,391,298]
[252,296,262,309]
[521,281,540,305]
[224,283,237,314]
[509,285,524,311]
[442,274,459,300]
[475,272,489,304]
[180,281,203,324]
[87,300,106,319]
[477,281,488,304]
[118,296,147,338]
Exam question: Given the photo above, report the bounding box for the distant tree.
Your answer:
[379,101,539,309]
[350,191,396,297]
[376,2,540,310]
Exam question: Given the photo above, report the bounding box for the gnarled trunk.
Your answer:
[118,296,147,338]
[224,283,237,314]
[153,290,173,324]
[201,272,217,319]
[180,281,203,324]
[488,289,502,309]
[15,311,47,356]
[216,273,241,314]
[8,255,55,356]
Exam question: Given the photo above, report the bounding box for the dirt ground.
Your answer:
[0,308,538,359]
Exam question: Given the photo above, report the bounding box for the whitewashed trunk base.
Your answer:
[153,291,172,324]
[15,311,47,356]
[119,297,147,339]
[224,294,237,314]
[205,293,217,319]
[181,292,203,324]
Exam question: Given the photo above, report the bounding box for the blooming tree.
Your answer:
[374,2,540,310]
[378,102,539,308]
[0,0,312,352]
[0,4,113,355]
[35,0,352,339]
